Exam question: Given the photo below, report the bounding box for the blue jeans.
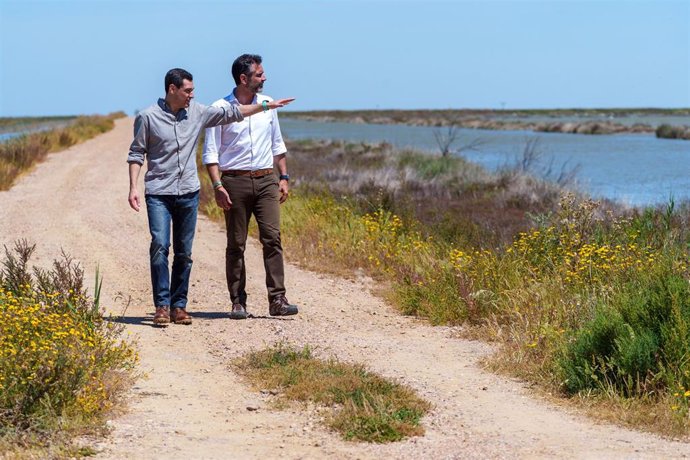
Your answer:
[145,191,199,309]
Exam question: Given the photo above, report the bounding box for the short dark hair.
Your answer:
[231,54,262,85]
[164,68,193,93]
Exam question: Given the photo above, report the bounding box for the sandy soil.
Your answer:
[1,117,689,459]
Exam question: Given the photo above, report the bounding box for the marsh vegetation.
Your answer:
[226,137,690,437]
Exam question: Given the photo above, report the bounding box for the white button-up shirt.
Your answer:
[202,90,287,170]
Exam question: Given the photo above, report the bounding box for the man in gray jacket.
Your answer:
[127,68,293,326]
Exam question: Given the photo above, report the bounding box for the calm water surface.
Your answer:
[281,119,690,207]
[0,132,23,142]
[0,121,73,143]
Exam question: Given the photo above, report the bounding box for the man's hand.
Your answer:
[269,98,296,109]
[214,186,233,210]
[279,180,289,204]
[128,188,140,212]
[128,162,143,212]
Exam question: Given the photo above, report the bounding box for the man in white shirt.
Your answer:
[203,54,298,319]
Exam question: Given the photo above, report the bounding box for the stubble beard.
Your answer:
[251,82,264,94]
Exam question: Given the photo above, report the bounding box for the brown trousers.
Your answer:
[221,173,285,305]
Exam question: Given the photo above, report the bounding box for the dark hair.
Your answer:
[164,68,193,93]
[231,54,262,85]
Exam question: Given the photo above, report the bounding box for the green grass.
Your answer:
[235,344,431,443]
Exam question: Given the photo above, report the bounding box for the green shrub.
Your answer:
[560,307,626,394]
[560,273,690,396]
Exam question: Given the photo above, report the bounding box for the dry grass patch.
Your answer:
[234,344,431,443]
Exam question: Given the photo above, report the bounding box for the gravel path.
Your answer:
[1,117,689,459]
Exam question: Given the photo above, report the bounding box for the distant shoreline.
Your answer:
[282,108,690,138]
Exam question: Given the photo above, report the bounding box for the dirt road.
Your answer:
[1,118,689,459]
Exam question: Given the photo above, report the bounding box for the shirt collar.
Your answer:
[229,88,258,104]
[158,98,187,119]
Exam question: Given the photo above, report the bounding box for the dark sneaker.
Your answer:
[153,306,170,326]
[170,307,192,325]
[229,303,248,320]
[269,295,298,316]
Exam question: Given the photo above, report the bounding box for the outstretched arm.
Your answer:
[204,98,296,128]
[238,98,295,117]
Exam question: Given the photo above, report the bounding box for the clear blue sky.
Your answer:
[1,0,688,116]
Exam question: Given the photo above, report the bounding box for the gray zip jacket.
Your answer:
[127,98,244,195]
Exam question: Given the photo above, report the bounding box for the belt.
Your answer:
[221,168,273,177]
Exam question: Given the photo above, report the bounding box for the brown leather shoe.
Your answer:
[229,303,248,320]
[170,307,192,325]
[153,306,170,326]
[269,295,298,316]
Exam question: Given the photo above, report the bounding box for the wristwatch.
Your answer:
[279,174,290,182]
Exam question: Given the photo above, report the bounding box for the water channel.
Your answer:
[280,118,690,207]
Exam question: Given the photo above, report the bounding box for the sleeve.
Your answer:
[202,123,222,165]
[127,113,147,165]
[271,110,287,156]
[202,103,244,128]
